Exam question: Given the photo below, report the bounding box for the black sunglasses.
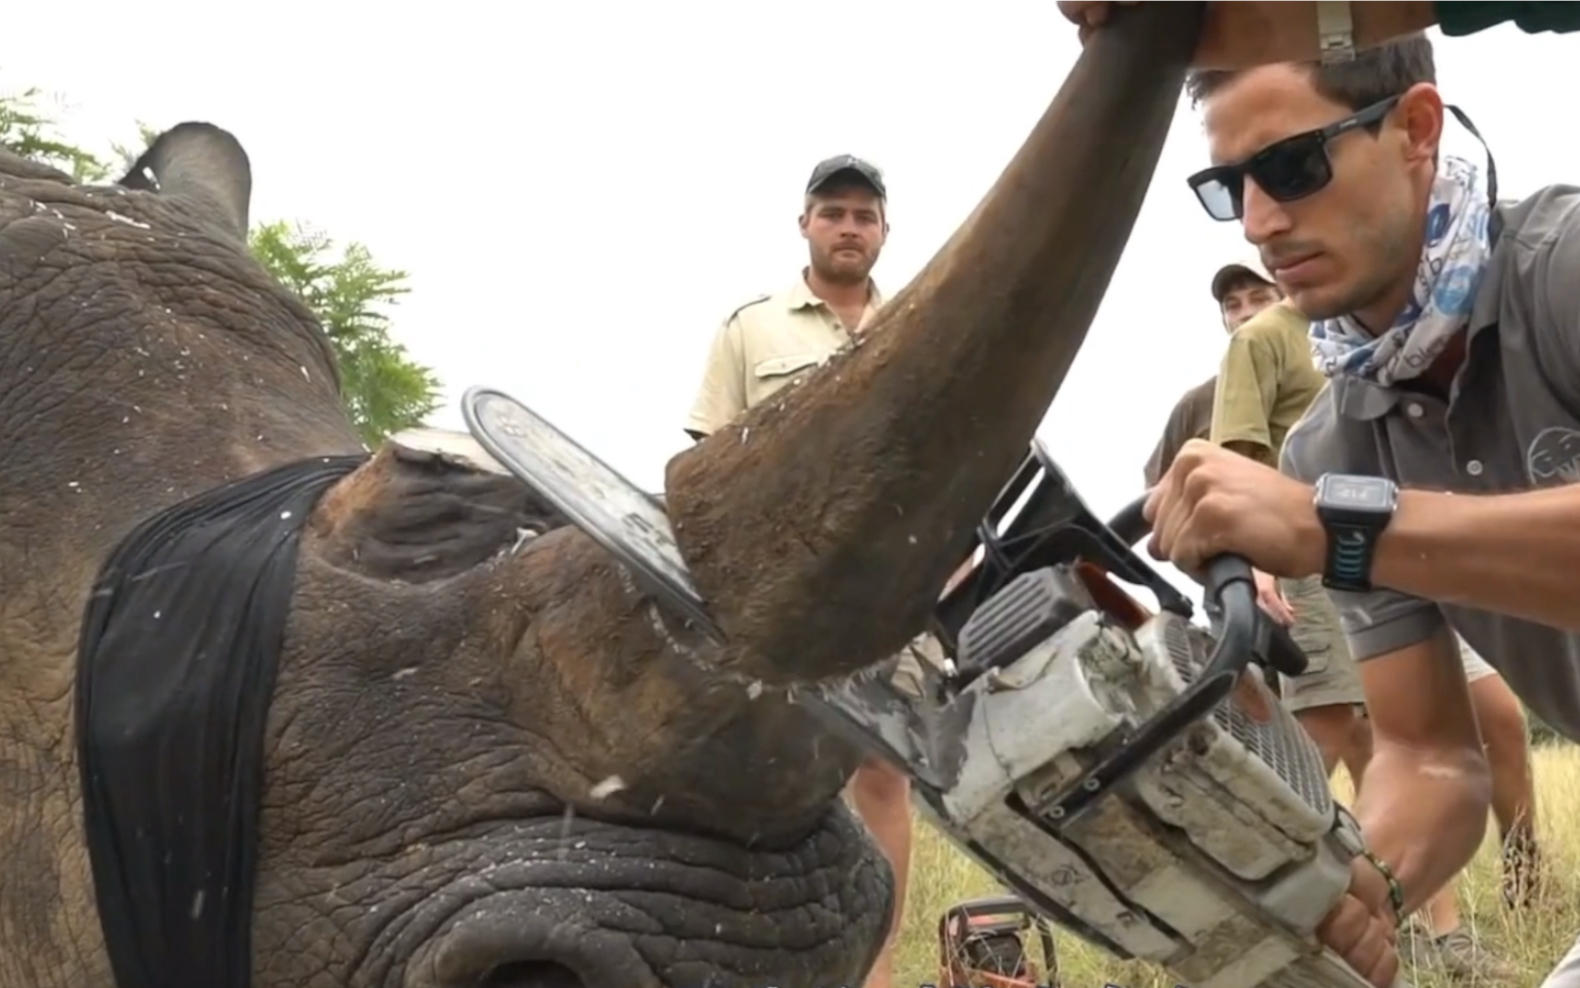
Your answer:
[1186,95,1402,222]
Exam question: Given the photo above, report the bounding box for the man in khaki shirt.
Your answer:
[1204,258,1371,774]
[1141,257,1295,487]
[686,155,887,440]
[1147,264,1363,744]
[685,154,919,988]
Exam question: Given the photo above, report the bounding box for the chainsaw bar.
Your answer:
[460,386,723,643]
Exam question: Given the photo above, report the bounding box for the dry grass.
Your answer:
[890,742,1580,988]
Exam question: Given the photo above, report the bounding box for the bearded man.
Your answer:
[684,154,920,988]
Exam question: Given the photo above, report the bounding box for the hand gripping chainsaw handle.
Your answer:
[1108,495,1411,988]
[1108,494,1308,678]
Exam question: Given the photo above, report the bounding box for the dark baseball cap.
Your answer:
[806,154,886,199]
[1210,256,1276,302]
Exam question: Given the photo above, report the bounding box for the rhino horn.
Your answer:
[664,4,1204,684]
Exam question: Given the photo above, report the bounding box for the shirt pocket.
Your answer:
[753,353,824,380]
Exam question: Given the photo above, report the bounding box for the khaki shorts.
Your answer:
[1275,577,1501,712]
[1276,573,1366,713]
[848,636,943,780]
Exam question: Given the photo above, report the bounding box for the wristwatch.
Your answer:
[1312,473,1398,593]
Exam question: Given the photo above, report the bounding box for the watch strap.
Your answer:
[1321,519,1378,593]
[1317,1,1356,64]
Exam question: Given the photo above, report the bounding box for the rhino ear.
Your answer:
[307,440,571,584]
[119,122,252,242]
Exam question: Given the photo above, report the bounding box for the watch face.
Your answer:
[1321,475,1394,510]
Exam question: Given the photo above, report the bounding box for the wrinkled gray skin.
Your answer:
[0,124,884,988]
[0,11,1196,987]
[0,123,888,987]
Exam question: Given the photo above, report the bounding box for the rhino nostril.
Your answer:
[479,960,585,988]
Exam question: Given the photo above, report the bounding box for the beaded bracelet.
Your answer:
[1360,849,1407,926]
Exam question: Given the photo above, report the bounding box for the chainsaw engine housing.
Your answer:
[916,562,1362,988]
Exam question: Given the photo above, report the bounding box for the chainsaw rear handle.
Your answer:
[1041,495,1308,820]
[1109,497,1412,988]
[1108,495,1307,679]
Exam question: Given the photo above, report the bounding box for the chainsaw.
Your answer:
[456,386,1408,988]
[938,895,1059,988]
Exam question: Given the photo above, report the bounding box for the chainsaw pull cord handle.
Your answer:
[1042,495,1309,820]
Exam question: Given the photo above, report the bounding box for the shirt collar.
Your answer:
[787,268,883,312]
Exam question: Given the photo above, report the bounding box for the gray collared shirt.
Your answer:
[1280,183,1580,739]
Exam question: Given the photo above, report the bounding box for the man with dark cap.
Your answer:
[685,154,923,988]
[1147,257,1374,777]
[686,155,890,437]
[1204,255,1372,774]
[1144,256,1289,488]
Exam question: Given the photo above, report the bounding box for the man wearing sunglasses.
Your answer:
[1134,33,1580,988]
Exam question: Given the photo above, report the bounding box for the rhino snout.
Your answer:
[361,811,888,988]
[406,903,644,988]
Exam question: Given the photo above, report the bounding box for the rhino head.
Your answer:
[0,8,1201,987]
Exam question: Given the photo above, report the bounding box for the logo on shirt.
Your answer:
[1526,426,1580,486]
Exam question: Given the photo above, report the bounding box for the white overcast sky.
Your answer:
[3,3,1570,602]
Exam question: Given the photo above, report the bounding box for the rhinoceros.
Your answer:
[0,7,1202,987]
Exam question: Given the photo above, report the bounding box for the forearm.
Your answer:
[1373,485,1580,630]
[1353,741,1492,915]
[1435,2,1580,37]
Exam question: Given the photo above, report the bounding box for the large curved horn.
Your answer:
[664,4,1207,684]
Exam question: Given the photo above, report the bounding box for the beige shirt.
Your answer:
[683,271,947,688]
[685,273,883,437]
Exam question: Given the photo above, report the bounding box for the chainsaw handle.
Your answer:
[1109,499,1258,603]
[1204,554,1259,674]
[1109,495,1307,679]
